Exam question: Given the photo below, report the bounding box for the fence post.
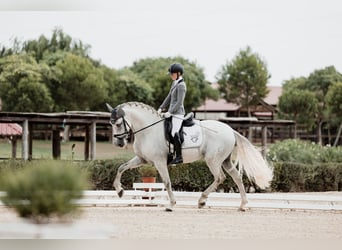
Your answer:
[90,121,96,160]
[52,127,61,159]
[84,125,89,161]
[21,120,28,160]
[261,126,268,158]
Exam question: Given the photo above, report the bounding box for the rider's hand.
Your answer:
[157,108,162,116]
[163,112,171,118]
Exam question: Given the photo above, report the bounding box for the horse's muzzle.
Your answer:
[115,138,126,147]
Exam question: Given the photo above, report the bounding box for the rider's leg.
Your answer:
[170,115,183,164]
[170,132,183,164]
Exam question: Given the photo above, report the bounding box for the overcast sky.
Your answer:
[0,0,341,86]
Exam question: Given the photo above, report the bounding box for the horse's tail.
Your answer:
[231,130,273,189]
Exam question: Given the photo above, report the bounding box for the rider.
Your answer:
[158,63,187,164]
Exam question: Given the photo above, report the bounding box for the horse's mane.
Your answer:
[118,102,159,116]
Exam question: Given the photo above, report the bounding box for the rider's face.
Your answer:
[170,73,178,81]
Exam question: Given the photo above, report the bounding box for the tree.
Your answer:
[326,82,342,119]
[305,66,342,101]
[278,89,318,137]
[305,66,342,144]
[325,82,342,146]
[282,77,307,92]
[129,56,218,112]
[281,67,342,145]
[22,28,91,62]
[114,68,154,105]
[99,65,127,108]
[0,54,53,112]
[217,46,270,117]
[47,53,108,111]
[0,38,22,57]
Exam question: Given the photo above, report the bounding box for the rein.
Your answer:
[132,118,165,135]
[113,116,165,139]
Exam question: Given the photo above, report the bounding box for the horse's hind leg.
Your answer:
[222,158,248,211]
[198,160,226,209]
[113,156,145,197]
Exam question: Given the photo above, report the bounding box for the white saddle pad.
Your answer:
[182,120,202,148]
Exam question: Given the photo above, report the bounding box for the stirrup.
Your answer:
[170,156,183,165]
[167,152,174,165]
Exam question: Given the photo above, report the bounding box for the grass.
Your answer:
[0,138,135,160]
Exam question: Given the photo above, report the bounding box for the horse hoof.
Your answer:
[238,207,247,212]
[165,207,173,212]
[198,202,206,208]
[118,189,124,198]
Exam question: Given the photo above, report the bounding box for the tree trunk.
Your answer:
[317,120,323,145]
[333,123,342,146]
[293,114,298,139]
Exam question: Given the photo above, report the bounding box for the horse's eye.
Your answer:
[116,122,122,128]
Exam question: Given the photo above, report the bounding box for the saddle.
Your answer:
[164,112,195,145]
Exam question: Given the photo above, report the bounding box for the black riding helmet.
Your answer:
[167,63,184,75]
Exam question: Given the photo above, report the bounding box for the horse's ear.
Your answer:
[106,103,114,112]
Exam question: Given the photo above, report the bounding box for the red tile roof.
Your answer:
[264,86,282,106]
[195,85,282,111]
[0,123,22,136]
[196,98,240,111]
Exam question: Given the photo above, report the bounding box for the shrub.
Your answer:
[139,165,157,177]
[82,159,254,192]
[168,161,254,192]
[0,160,89,223]
[271,162,342,192]
[267,139,342,164]
[0,160,25,172]
[82,158,140,190]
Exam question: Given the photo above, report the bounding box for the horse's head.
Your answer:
[106,103,131,148]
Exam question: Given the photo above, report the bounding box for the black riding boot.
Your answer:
[170,132,183,164]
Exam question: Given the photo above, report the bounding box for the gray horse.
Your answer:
[106,102,273,211]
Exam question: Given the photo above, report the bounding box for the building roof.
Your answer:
[195,98,240,111]
[0,123,22,136]
[264,86,282,106]
[194,85,282,112]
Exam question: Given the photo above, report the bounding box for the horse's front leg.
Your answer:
[154,161,176,212]
[113,156,145,198]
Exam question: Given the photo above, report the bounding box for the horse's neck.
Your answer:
[125,107,159,129]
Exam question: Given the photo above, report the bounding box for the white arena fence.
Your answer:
[1,183,342,211]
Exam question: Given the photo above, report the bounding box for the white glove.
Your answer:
[163,112,171,118]
[157,108,162,116]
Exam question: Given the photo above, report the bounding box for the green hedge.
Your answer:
[84,160,342,193]
[267,139,342,164]
[167,162,254,192]
[81,160,254,192]
[271,162,342,192]
[1,159,342,193]
[81,158,140,190]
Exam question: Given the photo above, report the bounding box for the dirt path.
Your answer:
[1,206,341,239]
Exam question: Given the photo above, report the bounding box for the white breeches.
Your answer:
[171,115,184,137]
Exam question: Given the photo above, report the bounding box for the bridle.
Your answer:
[110,108,165,139]
[110,116,132,139]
